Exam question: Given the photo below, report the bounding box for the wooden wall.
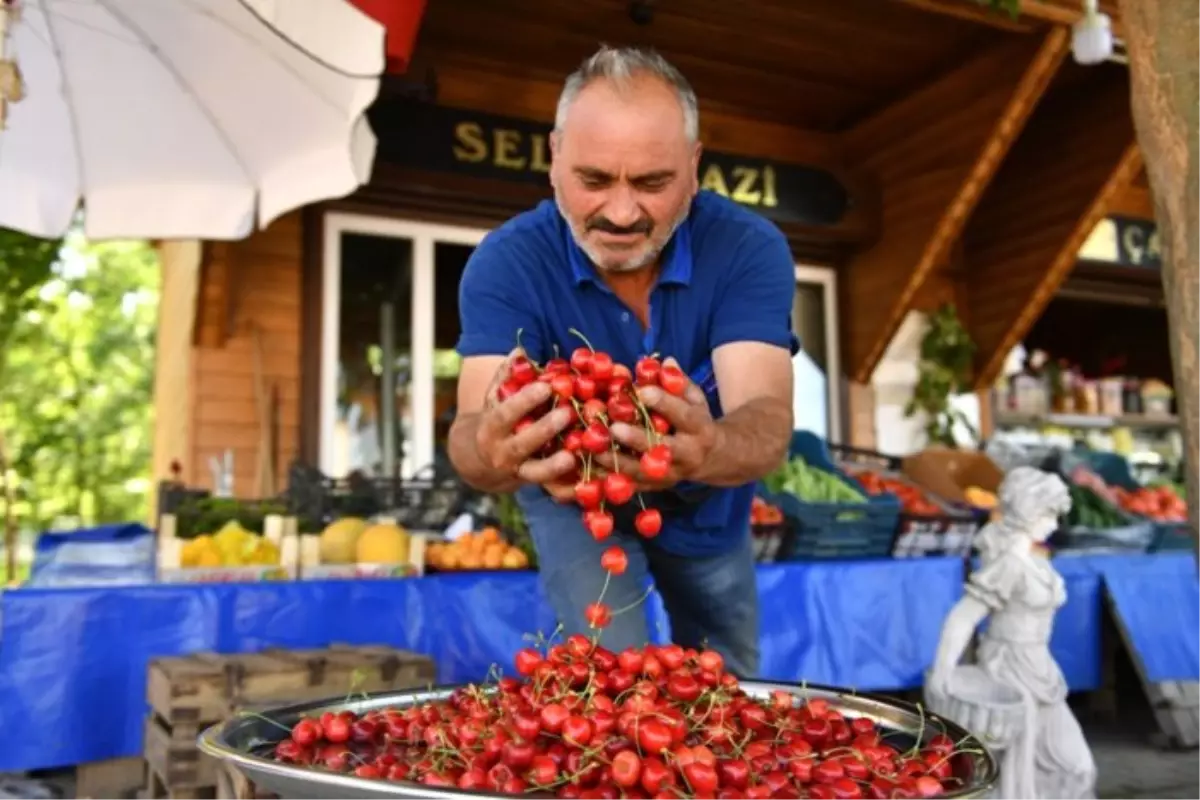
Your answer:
[185,214,304,495]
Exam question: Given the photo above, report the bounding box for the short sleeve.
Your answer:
[709,222,796,352]
[455,236,546,361]
[965,553,1026,611]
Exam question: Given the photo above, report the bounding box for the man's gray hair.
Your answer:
[554,46,699,142]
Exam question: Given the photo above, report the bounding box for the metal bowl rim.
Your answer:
[198,679,999,800]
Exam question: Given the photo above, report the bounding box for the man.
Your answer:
[448,46,796,677]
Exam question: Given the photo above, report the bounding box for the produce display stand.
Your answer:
[157,513,300,583]
[297,516,428,580]
[762,432,901,560]
[144,645,436,799]
[829,443,983,559]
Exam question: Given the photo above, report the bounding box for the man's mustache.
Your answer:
[587,217,652,236]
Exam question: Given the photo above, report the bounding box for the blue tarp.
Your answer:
[0,553,1191,771]
[1099,552,1199,682]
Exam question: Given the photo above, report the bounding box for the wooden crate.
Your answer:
[142,645,436,798]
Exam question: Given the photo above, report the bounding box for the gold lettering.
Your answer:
[452,122,487,163]
[761,165,778,208]
[529,133,551,173]
[730,167,762,205]
[700,164,730,197]
[493,129,526,169]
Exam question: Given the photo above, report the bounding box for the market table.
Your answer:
[0,553,1193,771]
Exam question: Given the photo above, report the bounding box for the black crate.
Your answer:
[285,461,484,533]
[155,482,289,539]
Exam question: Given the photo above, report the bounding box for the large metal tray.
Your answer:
[199,680,999,799]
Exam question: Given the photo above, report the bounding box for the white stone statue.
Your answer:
[925,466,1097,800]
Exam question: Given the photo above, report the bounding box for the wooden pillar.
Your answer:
[1119,0,1199,538]
[149,241,201,521]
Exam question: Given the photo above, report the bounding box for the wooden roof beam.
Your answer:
[841,28,1069,383]
[895,0,1124,36]
[962,65,1139,389]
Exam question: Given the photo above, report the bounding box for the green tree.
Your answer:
[0,232,159,534]
[0,228,59,580]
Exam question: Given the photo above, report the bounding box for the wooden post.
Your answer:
[1119,0,1200,542]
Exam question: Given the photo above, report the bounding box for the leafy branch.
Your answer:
[904,304,978,448]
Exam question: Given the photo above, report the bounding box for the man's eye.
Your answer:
[638,180,669,192]
[581,177,609,189]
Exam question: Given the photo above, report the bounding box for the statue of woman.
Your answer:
[927,466,1097,799]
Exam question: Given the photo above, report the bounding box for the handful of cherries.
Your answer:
[497,330,686,544]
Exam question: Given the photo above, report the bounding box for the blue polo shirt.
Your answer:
[455,190,796,556]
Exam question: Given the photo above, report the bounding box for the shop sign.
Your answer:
[369,98,850,226]
[1112,215,1161,269]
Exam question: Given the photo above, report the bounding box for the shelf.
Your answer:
[994,411,1179,431]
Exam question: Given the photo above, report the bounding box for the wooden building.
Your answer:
[152,0,1156,496]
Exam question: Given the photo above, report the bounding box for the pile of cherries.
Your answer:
[498,332,685,543]
[272,637,968,799]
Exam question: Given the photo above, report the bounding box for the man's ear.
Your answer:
[690,141,703,195]
[549,131,561,189]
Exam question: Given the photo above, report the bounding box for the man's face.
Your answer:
[550,75,700,273]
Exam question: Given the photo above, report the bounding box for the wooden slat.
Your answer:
[965,64,1138,388]
[187,213,304,495]
[842,29,1069,383]
[1108,178,1155,220]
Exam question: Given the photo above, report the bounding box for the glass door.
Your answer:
[791,265,841,442]
[320,214,489,479]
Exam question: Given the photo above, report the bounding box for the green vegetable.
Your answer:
[764,457,866,504]
[1065,485,1128,530]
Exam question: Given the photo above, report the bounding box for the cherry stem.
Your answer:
[610,585,654,617]
[628,391,661,444]
[637,492,647,511]
[596,571,612,606]
[568,327,597,353]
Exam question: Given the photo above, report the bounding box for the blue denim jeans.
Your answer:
[522,498,760,677]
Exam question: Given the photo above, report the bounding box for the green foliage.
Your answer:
[0,229,59,382]
[0,230,159,531]
[978,0,1021,17]
[904,304,978,448]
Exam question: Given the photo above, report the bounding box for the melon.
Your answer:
[319,517,369,564]
[355,522,410,564]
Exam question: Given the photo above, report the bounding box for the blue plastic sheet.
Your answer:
[0,559,963,770]
[1100,552,1199,682]
[28,523,155,587]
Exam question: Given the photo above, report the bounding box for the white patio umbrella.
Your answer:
[0,0,385,241]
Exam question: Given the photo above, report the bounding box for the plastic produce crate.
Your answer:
[828,443,983,559]
[763,432,900,560]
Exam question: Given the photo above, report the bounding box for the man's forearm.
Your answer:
[688,398,792,487]
[447,413,522,493]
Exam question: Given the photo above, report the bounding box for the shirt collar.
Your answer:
[567,212,694,289]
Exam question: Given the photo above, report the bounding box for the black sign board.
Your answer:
[1112,215,1161,269]
[368,98,850,227]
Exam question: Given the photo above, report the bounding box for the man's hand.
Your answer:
[474,349,577,486]
[600,358,719,488]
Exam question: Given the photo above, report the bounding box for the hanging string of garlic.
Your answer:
[0,0,25,130]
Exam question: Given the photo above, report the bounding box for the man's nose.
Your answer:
[605,186,642,228]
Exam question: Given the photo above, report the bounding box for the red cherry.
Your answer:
[581,422,611,454]
[570,347,593,374]
[575,375,597,401]
[649,412,671,435]
[581,398,607,424]
[600,545,628,575]
[606,394,637,423]
[640,444,672,480]
[585,602,612,628]
[590,351,615,381]
[603,472,635,505]
[497,379,523,401]
[635,357,661,386]
[550,373,575,400]
[510,356,537,385]
[545,358,570,374]
[635,508,663,538]
[584,510,614,541]
[658,365,687,396]
[575,479,603,509]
